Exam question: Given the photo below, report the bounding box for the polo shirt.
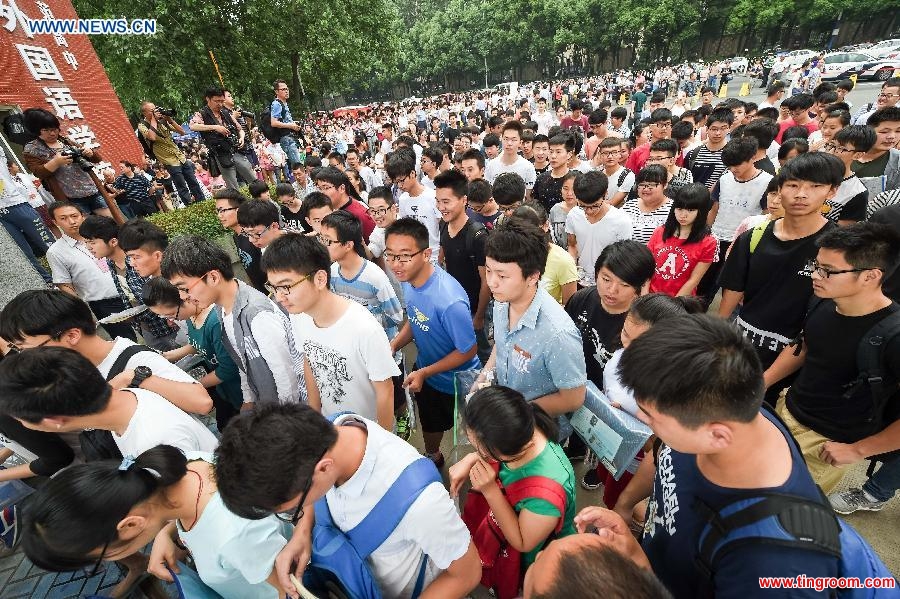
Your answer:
[46,234,118,301]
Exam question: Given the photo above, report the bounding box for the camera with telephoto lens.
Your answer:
[59,146,94,172]
[155,107,177,118]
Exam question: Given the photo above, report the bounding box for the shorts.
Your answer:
[70,192,108,214]
[414,381,456,433]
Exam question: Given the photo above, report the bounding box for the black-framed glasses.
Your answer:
[6,335,57,354]
[264,273,313,296]
[215,207,237,215]
[88,540,110,577]
[317,234,341,247]
[275,446,328,525]
[809,260,883,279]
[241,225,271,240]
[500,201,522,213]
[383,249,425,263]
[367,207,390,216]
[823,142,856,154]
[577,202,603,212]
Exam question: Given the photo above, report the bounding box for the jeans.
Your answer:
[166,160,205,205]
[708,76,718,91]
[117,202,137,219]
[862,453,900,502]
[0,202,54,283]
[220,153,258,191]
[279,135,302,170]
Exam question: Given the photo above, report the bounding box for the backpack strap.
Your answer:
[616,168,631,189]
[464,221,487,263]
[346,457,442,558]
[844,304,900,432]
[503,475,568,535]
[748,219,771,254]
[105,343,155,382]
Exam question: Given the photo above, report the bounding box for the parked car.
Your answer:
[868,39,900,59]
[728,56,750,72]
[821,51,900,82]
[780,49,819,67]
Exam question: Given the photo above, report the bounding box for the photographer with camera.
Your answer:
[189,87,256,192]
[223,89,260,173]
[270,79,305,170]
[138,101,205,206]
[22,108,112,218]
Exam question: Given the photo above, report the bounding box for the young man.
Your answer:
[275,182,307,232]
[764,222,900,513]
[608,106,630,138]
[851,106,900,197]
[0,288,212,416]
[585,314,841,597]
[530,133,551,175]
[214,403,481,599]
[484,121,537,195]
[109,160,152,218]
[213,188,267,292]
[532,132,573,214]
[387,150,441,263]
[852,77,900,126]
[493,172,528,222]
[561,100,590,135]
[261,233,399,430]
[584,109,608,161]
[459,148,486,182]
[481,134,501,160]
[434,170,491,364]
[533,97,556,135]
[776,93,819,143]
[162,235,305,408]
[44,202,135,341]
[420,146,443,190]
[79,216,178,352]
[824,125,874,225]
[0,347,217,457]
[758,81,785,110]
[626,109,677,174]
[740,118,779,176]
[237,198,285,250]
[248,180,271,201]
[386,218,479,466]
[303,191,335,235]
[685,108,732,190]
[346,148,381,193]
[313,166,376,243]
[719,152,841,404]
[483,220,586,438]
[596,138,634,207]
[466,178,501,230]
[566,171,634,288]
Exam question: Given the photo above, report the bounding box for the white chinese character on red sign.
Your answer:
[1,0,33,38]
[43,87,83,120]
[17,44,62,81]
[67,124,100,150]
[34,1,67,46]
[62,50,78,70]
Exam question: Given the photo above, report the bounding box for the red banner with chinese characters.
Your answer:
[0,0,143,171]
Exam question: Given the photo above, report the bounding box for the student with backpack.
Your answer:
[449,386,576,599]
[647,184,718,297]
[214,403,482,599]
[764,222,900,512]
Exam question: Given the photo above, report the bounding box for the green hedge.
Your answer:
[147,199,227,239]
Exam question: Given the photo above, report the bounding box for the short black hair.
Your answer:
[549,132,575,152]
[260,230,331,283]
[588,109,608,125]
[784,93,815,111]
[303,191,332,214]
[777,151,843,187]
[79,215,119,243]
[649,138,678,157]
[671,120,694,142]
[783,125,811,141]
[460,148,485,170]
[706,109,734,127]
[47,201,81,220]
[385,149,417,180]
[649,108,673,124]
[573,171,608,204]
[0,289,97,343]
[755,107,779,120]
[237,199,279,228]
[322,210,365,257]
[482,133,501,149]
[501,120,523,136]
[367,186,395,207]
[484,220,548,278]
[248,180,270,199]
[868,106,900,128]
[778,138,809,161]
[213,188,249,208]
[214,403,338,519]
[721,137,758,167]
[618,314,764,428]
[834,125,876,153]
[275,183,295,198]
[836,79,855,92]
[384,217,429,250]
[117,219,168,253]
[635,164,668,186]
[142,276,181,308]
[23,107,61,133]
[812,81,838,100]
[741,118,778,150]
[817,221,900,274]
[161,234,234,280]
[822,109,851,127]
[611,107,628,120]
[327,151,346,166]
[493,172,526,206]
[594,239,655,285]
[433,168,468,198]
[0,347,112,423]
[766,81,786,96]
[467,178,492,204]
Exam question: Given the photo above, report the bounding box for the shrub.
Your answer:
[147,200,226,239]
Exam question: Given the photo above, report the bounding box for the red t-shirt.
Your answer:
[647,226,719,296]
[561,115,590,135]
[339,199,376,243]
[625,142,684,174]
[776,118,819,144]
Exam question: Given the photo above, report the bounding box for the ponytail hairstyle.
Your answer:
[21,445,187,571]
[628,292,704,327]
[463,386,558,461]
[662,183,712,243]
[509,202,551,244]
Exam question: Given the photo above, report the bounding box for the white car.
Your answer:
[781,49,819,67]
[868,39,900,60]
[821,51,900,82]
[728,57,749,72]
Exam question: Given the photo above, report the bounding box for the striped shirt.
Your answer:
[330,260,404,341]
[687,144,727,190]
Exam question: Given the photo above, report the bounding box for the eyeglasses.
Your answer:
[500,201,522,213]
[823,142,856,154]
[88,540,110,577]
[264,273,313,296]
[577,202,603,212]
[652,122,672,129]
[276,87,289,92]
[383,249,425,263]
[317,184,335,192]
[241,225,271,240]
[215,207,237,214]
[367,207,390,216]
[175,272,211,295]
[6,335,56,354]
[599,150,620,156]
[646,155,673,162]
[809,260,882,279]
[275,446,329,525]
[877,93,900,99]
[707,126,730,134]
[467,202,485,213]
[317,234,341,247]
[638,183,661,190]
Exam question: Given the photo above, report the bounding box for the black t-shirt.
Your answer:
[439,219,487,314]
[719,219,836,367]
[787,300,900,443]
[754,156,776,176]
[869,205,900,302]
[280,204,310,233]
[532,171,566,214]
[233,232,267,292]
[564,286,626,387]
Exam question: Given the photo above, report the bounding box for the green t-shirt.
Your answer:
[852,152,890,179]
[498,440,577,566]
[632,91,648,114]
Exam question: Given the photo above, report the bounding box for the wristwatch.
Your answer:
[130,366,152,388]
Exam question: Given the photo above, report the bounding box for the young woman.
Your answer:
[621,165,673,245]
[21,445,291,599]
[449,386,576,589]
[509,204,578,306]
[647,183,718,296]
[549,171,578,249]
[345,167,368,203]
[143,278,242,431]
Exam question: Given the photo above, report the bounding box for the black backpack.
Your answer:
[259,100,288,144]
[440,219,487,265]
[3,113,37,146]
[135,120,157,159]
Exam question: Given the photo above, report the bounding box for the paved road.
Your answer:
[719,74,884,111]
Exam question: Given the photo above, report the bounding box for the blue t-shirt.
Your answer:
[402,267,480,394]
[642,410,839,598]
[270,99,293,124]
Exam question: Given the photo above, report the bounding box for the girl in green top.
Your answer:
[144,278,242,430]
[449,386,577,567]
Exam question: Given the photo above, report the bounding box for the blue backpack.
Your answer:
[303,457,442,599]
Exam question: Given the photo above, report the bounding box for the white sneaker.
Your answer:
[828,488,885,515]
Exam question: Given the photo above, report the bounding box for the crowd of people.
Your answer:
[0,67,899,599]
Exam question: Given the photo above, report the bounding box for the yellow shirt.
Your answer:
[138,120,186,166]
[541,243,579,304]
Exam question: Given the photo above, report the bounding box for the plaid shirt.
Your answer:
[107,257,178,339]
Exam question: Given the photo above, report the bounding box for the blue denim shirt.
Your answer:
[494,288,587,438]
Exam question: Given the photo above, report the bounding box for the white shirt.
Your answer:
[0,153,30,209]
[604,167,635,201]
[398,187,441,254]
[602,349,638,417]
[112,387,218,456]
[326,415,471,598]
[565,205,634,287]
[484,155,538,190]
[297,301,400,421]
[97,337,198,383]
[46,234,118,301]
